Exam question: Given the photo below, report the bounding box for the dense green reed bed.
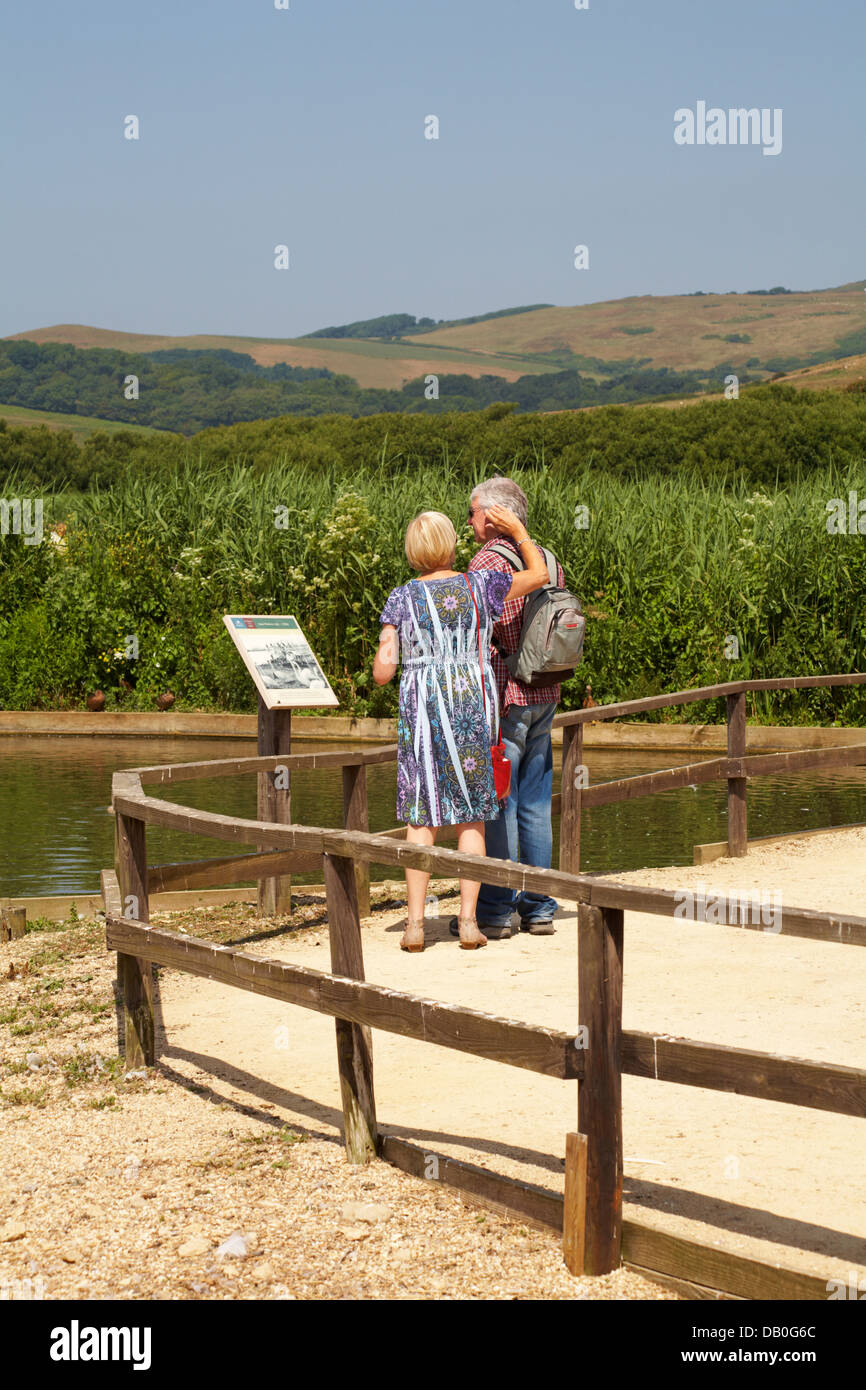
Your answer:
[2,453,865,722]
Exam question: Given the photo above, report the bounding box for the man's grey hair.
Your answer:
[470,477,529,526]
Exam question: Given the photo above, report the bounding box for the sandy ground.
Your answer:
[2,826,864,1298]
[155,826,866,1287]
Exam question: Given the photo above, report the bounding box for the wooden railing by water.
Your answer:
[102,671,866,1299]
[556,672,866,870]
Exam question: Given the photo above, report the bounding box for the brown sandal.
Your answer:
[400,918,425,953]
[457,916,488,950]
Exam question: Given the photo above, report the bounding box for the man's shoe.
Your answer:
[519,919,555,935]
[448,916,511,940]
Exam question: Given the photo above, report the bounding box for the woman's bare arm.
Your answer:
[483,504,549,600]
[373,625,398,685]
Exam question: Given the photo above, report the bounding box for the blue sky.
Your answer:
[1,0,863,338]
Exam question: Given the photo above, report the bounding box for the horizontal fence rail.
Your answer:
[556,672,866,868]
[106,913,583,1079]
[555,672,866,727]
[620,1031,866,1119]
[106,910,866,1119]
[114,764,866,947]
[132,743,399,786]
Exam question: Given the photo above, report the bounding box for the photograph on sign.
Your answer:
[223,615,339,709]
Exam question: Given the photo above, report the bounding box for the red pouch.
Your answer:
[467,576,512,803]
[491,739,512,802]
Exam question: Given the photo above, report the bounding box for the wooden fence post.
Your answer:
[342,764,371,919]
[114,811,154,1069]
[323,850,378,1163]
[559,722,584,875]
[0,905,27,941]
[577,901,623,1274]
[726,691,748,857]
[562,1130,588,1275]
[257,697,293,917]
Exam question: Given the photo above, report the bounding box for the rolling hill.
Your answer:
[401,281,866,378]
[6,280,866,403]
[3,324,550,390]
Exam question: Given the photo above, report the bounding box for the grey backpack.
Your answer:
[489,543,585,688]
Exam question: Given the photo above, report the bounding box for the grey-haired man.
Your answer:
[453,476,564,940]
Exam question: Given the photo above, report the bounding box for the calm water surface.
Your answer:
[1,735,865,897]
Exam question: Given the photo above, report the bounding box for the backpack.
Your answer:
[488,542,585,688]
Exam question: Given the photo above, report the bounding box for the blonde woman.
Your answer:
[373,508,547,951]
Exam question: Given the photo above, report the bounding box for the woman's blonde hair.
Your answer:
[404,511,456,572]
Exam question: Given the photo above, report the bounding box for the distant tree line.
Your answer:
[302,313,439,339]
[3,382,866,497]
[302,304,555,339]
[0,340,761,435]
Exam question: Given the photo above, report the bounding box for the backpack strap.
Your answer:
[539,547,558,587]
[488,541,522,571]
[488,541,558,587]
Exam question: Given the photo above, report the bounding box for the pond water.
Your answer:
[1,735,865,898]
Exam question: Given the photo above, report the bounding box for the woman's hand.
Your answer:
[484,504,529,543]
[482,507,549,602]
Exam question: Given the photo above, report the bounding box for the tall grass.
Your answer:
[1,455,864,723]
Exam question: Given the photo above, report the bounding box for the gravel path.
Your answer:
[0,905,671,1301]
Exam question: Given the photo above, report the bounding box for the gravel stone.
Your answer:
[178,1237,211,1258]
[339,1201,392,1224]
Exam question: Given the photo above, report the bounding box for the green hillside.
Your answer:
[0,401,166,441]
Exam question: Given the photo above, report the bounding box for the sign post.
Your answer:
[223,615,339,920]
[257,696,293,916]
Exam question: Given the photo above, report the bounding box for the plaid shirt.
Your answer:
[469,536,564,713]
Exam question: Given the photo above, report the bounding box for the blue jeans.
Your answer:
[477,702,558,927]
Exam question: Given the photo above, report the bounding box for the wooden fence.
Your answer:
[557,671,866,871]
[102,672,866,1299]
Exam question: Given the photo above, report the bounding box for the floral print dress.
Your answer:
[380,569,512,827]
